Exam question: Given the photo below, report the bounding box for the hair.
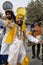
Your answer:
[12,13,16,23]
[38,22,41,27]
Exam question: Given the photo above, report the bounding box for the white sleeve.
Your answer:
[26,29,39,44]
[26,35,39,44]
[0,19,7,27]
[2,20,7,27]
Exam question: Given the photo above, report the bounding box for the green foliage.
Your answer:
[26,0,43,23]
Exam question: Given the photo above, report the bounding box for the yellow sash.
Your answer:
[5,24,17,44]
[21,21,26,31]
[6,19,12,28]
[21,21,26,41]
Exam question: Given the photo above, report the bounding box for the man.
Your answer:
[0,9,16,65]
[32,22,42,60]
[7,14,30,65]
[16,14,26,41]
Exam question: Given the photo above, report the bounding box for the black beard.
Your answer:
[17,21,23,27]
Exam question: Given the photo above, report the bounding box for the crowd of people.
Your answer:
[0,1,43,65]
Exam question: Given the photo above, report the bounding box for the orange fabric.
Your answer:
[34,26,42,37]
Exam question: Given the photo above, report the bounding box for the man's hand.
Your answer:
[41,40,43,43]
[38,40,43,44]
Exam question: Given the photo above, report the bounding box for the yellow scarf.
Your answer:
[6,19,12,28]
[5,19,17,44]
[21,21,26,41]
[21,21,26,32]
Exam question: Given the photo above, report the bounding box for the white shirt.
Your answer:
[26,28,39,44]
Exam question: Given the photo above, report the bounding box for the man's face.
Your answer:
[16,18,23,26]
[6,12,12,20]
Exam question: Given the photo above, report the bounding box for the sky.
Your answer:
[0,0,31,15]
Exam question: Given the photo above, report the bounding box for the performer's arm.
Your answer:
[26,29,39,44]
[26,34,39,44]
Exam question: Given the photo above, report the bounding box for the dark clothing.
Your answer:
[32,44,40,56]
[32,23,41,57]
[0,55,8,64]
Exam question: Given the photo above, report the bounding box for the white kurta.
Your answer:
[8,29,39,65]
[8,37,26,65]
[1,21,15,54]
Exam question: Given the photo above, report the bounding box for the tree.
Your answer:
[26,0,43,23]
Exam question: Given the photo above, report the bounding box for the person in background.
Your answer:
[32,22,42,60]
[0,13,6,50]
